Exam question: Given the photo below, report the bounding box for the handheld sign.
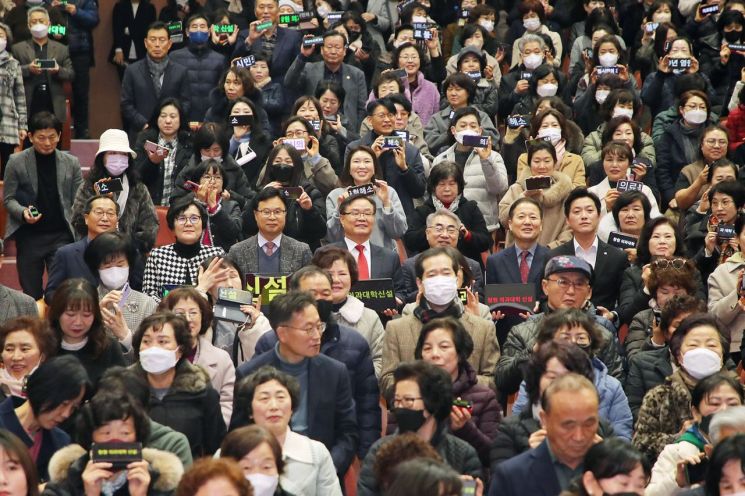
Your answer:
[608,231,638,250]
[350,279,396,312]
[245,274,288,304]
[347,183,375,197]
[616,179,644,193]
[485,283,536,315]
[167,21,183,43]
[214,287,254,324]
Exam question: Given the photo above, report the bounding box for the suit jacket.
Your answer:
[226,234,312,277]
[109,0,156,61]
[3,148,82,240]
[44,238,97,303]
[0,285,37,325]
[284,57,367,132]
[120,57,190,133]
[401,254,484,303]
[548,238,629,311]
[486,244,550,286]
[11,39,74,123]
[488,440,561,496]
[233,26,302,80]
[234,351,358,475]
[329,241,405,302]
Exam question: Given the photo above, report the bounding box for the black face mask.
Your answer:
[348,31,361,42]
[316,299,333,323]
[392,407,427,433]
[725,29,743,43]
[269,164,294,184]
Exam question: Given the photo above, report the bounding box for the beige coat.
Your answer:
[707,252,745,353]
[195,336,236,426]
[517,151,586,188]
[498,170,573,249]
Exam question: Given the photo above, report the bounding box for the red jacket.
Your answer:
[727,104,745,153]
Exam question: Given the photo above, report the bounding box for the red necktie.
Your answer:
[519,250,530,283]
[356,245,369,280]
[264,241,275,256]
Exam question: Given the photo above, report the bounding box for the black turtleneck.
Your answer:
[32,150,66,233]
[173,240,201,259]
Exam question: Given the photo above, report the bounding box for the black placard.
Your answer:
[214,287,254,323]
[229,114,253,126]
[608,231,638,249]
[303,35,324,47]
[245,274,288,304]
[525,176,552,190]
[347,183,375,197]
[383,136,403,149]
[232,55,256,68]
[462,134,489,148]
[350,279,396,312]
[485,283,536,315]
[596,66,620,75]
[507,115,529,129]
[91,443,142,471]
[394,130,410,142]
[616,179,644,193]
[717,224,736,240]
[167,21,183,42]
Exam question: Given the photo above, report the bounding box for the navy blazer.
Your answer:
[44,238,97,303]
[234,350,358,475]
[401,254,484,303]
[488,440,561,496]
[233,26,302,80]
[486,244,550,286]
[328,241,406,302]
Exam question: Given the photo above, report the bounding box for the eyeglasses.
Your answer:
[652,258,686,270]
[372,112,394,120]
[174,310,200,320]
[201,175,222,183]
[176,215,201,225]
[90,209,117,219]
[712,199,734,208]
[393,396,422,408]
[556,331,591,346]
[546,278,590,290]
[257,209,286,218]
[399,55,419,62]
[429,224,459,235]
[704,139,727,147]
[341,210,374,218]
[280,322,326,335]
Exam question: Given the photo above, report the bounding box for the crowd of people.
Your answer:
[2,0,745,493]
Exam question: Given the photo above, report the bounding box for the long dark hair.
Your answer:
[257,143,305,188]
[636,217,686,266]
[47,279,109,358]
[0,430,39,495]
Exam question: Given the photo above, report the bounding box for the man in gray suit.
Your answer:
[284,31,367,132]
[227,187,312,277]
[0,240,38,324]
[3,111,82,299]
[12,6,74,124]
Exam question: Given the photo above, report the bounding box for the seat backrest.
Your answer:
[154,206,176,247]
[0,181,6,240]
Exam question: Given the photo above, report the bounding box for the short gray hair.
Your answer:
[426,209,462,229]
[710,406,745,444]
[27,6,49,23]
[517,34,546,53]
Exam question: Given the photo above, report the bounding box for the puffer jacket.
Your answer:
[581,123,656,171]
[511,357,633,440]
[254,321,381,460]
[641,70,717,118]
[655,118,712,207]
[494,307,624,396]
[451,362,502,467]
[0,52,26,145]
[169,45,226,122]
[334,295,385,378]
[431,144,509,232]
[43,444,183,496]
[64,0,99,55]
[439,77,500,119]
[707,251,745,355]
[626,308,656,360]
[625,346,672,420]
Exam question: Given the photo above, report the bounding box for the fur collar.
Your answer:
[337,295,365,324]
[47,444,184,492]
[131,360,211,395]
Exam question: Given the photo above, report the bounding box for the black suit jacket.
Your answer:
[488,440,561,496]
[233,26,302,80]
[548,238,629,311]
[44,238,97,303]
[401,254,484,303]
[329,241,406,302]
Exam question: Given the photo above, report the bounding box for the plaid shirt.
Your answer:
[158,135,178,206]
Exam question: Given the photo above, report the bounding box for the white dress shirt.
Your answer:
[344,238,372,276]
[258,232,283,251]
[574,236,599,268]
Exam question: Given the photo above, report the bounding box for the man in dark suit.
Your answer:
[0,241,38,324]
[401,208,483,303]
[329,195,405,304]
[44,195,119,303]
[120,21,190,137]
[3,112,82,300]
[232,0,302,81]
[489,373,600,496]
[284,31,367,132]
[234,291,359,476]
[549,188,628,318]
[227,187,312,276]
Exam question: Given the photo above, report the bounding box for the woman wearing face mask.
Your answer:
[43,391,183,496]
[511,63,567,118]
[48,279,126,385]
[134,98,194,207]
[515,109,586,188]
[227,97,272,188]
[575,34,636,104]
[645,374,743,495]
[252,143,327,251]
[0,317,56,398]
[340,11,379,88]
[700,10,745,115]
[160,287,236,427]
[233,367,341,496]
[634,314,736,462]
[675,126,731,212]
[562,438,649,496]
[634,19,679,81]
[655,90,715,209]
[220,425,294,496]
[357,360,482,495]
[0,355,89,481]
[133,311,225,458]
[500,140,573,248]
[204,67,268,128]
[451,4,499,56]
[172,123,254,209]
[291,96,342,175]
[326,145,407,252]
[445,24,502,87]
[510,0,563,68]
[71,129,158,276]
[597,191,652,249]
[0,22,27,176]
[568,8,625,88]
[572,73,627,136]
[84,232,158,363]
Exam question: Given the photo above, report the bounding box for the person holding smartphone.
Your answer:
[226,97,272,188]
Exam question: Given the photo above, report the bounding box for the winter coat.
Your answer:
[43,444,183,496]
[333,295,385,378]
[169,45,226,122]
[581,124,656,169]
[439,76,500,119]
[727,104,745,152]
[510,26,563,69]
[625,308,657,360]
[194,335,235,427]
[131,361,226,458]
[516,150,586,189]
[63,0,99,55]
[255,153,340,198]
[257,79,287,138]
[431,144,509,231]
[495,308,624,396]
[641,70,717,118]
[326,186,407,253]
[173,155,254,209]
[499,170,573,249]
[707,251,745,354]
[359,112,432,161]
[423,107,499,157]
[646,437,702,496]
[203,88,270,131]
[402,71,440,126]
[512,357,633,440]
[57,336,126,387]
[0,53,26,145]
[624,346,673,420]
[451,362,502,467]
[148,420,192,468]
[133,129,194,206]
[404,196,491,263]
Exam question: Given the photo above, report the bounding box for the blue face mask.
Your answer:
[189,30,210,45]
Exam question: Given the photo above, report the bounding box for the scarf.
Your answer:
[146,56,169,96]
[101,470,129,496]
[255,76,272,89]
[0,368,24,398]
[432,194,461,214]
[413,299,463,323]
[670,367,699,391]
[554,139,566,166]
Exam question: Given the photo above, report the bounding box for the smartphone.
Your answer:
[96,178,124,194]
[256,20,274,31]
[213,24,235,33]
[303,35,324,47]
[653,308,662,327]
[699,3,719,15]
[412,23,433,40]
[645,21,659,33]
[382,136,403,149]
[324,114,338,122]
[462,134,489,148]
[183,180,200,192]
[717,223,736,240]
[461,480,477,496]
[36,59,56,70]
[309,119,321,131]
[229,114,253,126]
[28,206,40,217]
[394,130,410,142]
[525,176,551,190]
[280,186,303,200]
[91,442,143,471]
[453,398,473,413]
[390,68,408,78]
[144,140,170,158]
[347,183,375,197]
[217,286,253,305]
[686,457,710,484]
[507,115,529,129]
[285,138,306,151]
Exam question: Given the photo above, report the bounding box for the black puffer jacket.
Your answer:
[169,45,227,122]
[624,346,673,420]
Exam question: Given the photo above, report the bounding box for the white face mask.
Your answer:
[201,155,223,163]
[523,18,541,31]
[30,23,49,39]
[411,15,428,23]
[317,5,329,16]
[104,154,129,176]
[454,128,479,144]
[0,39,7,53]
[598,52,618,67]
[537,127,562,145]
[245,474,279,496]
[99,267,129,290]
[681,347,721,380]
[613,107,634,119]
[478,19,494,32]
[140,347,178,375]
[684,108,707,125]
[423,275,458,306]
[536,83,558,97]
[653,12,672,23]
[595,89,610,104]
[523,53,543,70]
